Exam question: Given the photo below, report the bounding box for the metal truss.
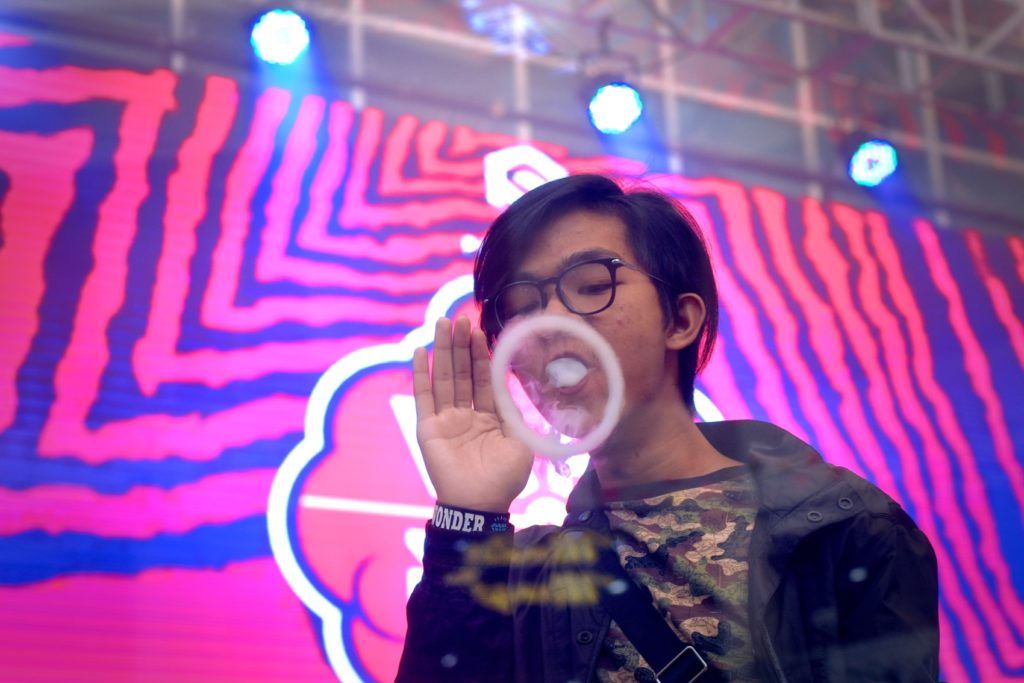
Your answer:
[215,0,1019,232]
[3,0,1021,231]
[718,0,1024,80]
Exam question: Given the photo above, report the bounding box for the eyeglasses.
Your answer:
[485,257,667,330]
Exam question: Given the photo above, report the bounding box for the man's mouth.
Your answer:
[544,355,589,389]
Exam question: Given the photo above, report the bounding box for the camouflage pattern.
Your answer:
[596,467,760,682]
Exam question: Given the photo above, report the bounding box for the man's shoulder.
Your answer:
[699,420,918,525]
[829,466,927,536]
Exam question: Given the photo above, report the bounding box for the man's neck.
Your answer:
[589,397,739,490]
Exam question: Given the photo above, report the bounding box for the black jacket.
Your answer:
[398,420,939,682]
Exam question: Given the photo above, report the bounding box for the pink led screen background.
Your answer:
[0,29,1023,682]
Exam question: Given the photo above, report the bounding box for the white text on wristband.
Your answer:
[431,504,509,533]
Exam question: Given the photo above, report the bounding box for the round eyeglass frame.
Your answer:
[484,257,669,331]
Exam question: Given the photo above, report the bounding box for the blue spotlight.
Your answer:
[587,81,644,135]
[848,139,899,187]
[251,9,310,65]
[461,1,549,54]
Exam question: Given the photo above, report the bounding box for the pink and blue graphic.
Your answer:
[1,29,1023,682]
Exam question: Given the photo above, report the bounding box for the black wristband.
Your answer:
[431,503,510,534]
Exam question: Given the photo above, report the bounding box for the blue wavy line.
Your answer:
[0,515,270,585]
[0,433,298,493]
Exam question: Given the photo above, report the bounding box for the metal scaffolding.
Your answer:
[2,0,1022,232]
[279,0,1024,230]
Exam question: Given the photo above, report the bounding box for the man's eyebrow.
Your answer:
[512,248,619,281]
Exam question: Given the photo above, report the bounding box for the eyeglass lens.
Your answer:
[496,261,616,326]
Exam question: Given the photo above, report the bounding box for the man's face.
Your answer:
[505,209,680,429]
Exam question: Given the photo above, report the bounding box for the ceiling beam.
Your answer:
[718,0,1024,80]
[973,2,1024,56]
[898,0,952,42]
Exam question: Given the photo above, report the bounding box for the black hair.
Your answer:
[473,173,718,410]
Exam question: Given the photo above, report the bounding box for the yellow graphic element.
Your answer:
[444,532,616,613]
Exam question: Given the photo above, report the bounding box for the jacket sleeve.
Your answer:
[835,503,940,682]
[396,521,516,682]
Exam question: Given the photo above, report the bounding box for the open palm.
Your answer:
[413,316,533,513]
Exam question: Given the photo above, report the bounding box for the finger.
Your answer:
[412,346,435,419]
[470,327,497,415]
[452,316,473,408]
[431,317,454,411]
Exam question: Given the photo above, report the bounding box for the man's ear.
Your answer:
[666,293,706,351]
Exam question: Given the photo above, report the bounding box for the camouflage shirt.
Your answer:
[596,465,760,683]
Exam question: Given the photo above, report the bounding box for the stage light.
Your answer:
[251,9,310,65]
[848,139,898,187]
[460,1,549,54]
[587,81,643,135]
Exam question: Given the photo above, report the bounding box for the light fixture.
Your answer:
[848,138,899,188]
[460,1,549,54]
[586,80,644,135]
[578,18,644,136]
[251,9,310,66]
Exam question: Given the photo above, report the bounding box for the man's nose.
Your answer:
[539,284,574,317]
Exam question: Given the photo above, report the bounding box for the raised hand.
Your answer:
[413,315,534,513]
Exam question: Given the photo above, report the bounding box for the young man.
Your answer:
[398,174,939,682]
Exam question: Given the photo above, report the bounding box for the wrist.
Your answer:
[431,502,511,534]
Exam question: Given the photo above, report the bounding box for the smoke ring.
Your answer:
[490,314,625,460]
